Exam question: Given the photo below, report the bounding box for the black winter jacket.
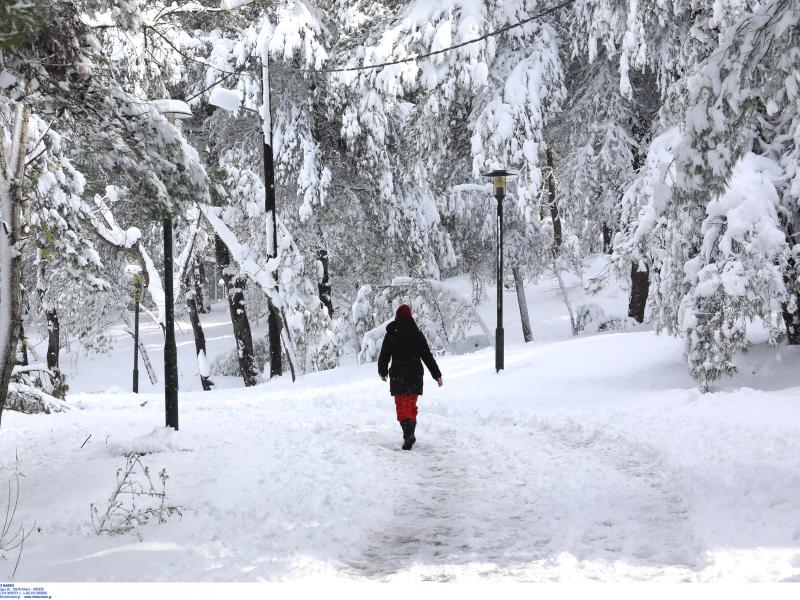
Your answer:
[378,317,442,396]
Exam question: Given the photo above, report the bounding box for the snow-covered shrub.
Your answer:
[352,278,491,363]
[91,453,182,541]
[575,304,635,334]
[211,338,268,378]
[357,318,393,364]
[575,304,607,334]
[679,154,787,388]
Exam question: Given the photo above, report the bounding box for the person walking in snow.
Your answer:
[378,304,443,450]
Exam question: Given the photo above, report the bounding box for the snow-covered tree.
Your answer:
[609,0,799,384]
[676,0,800,347]
[1,0,209,416]
[551,57,654,254]
[681,154,787,387]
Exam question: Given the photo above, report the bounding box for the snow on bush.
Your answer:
[352,278,491,363]
[680,153,788,388]
[6,365,68,414]
[209,87,242,112]
[575,303,635,335]
[358,318,394,364]
[575,304,606,334]
[211,337,268,378]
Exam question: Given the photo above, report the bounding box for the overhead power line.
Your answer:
[306,0,576,74]
[181,0,575,102]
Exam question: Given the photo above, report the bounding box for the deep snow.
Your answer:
[3,259,800,582]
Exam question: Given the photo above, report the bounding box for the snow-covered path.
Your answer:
[5,330,799,582]
[343,400,699,581]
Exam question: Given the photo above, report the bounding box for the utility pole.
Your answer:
[261,55,283,378]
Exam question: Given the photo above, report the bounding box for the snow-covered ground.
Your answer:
[3,258,800,582]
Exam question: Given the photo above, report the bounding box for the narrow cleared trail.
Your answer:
[345,426,472,580]
[343,412,703,581]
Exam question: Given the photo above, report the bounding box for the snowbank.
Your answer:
[4,330,800,582]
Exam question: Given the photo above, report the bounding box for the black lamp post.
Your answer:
[153,100,193,430]
[482,169,516,373]
[162,212,179,429]
[132,273,141,393]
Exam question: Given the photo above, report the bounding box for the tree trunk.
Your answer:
[194,261,210,314]
[214,234,258,387]
[0,96,32,423]
[546,148,562,255]
[37,256,60,373]
[316,247,333,317]
[35,252,66,398]
[628,262,650,323]
[45,309,60,370]
[183,257,214,391]
[602,223,614,254]
[187,285,214,391]
[783,298,800,344]
[44,308,68,399]
[16,324,28,366]
[512,266,533,343]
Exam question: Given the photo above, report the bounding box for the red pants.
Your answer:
[394,394,418,423]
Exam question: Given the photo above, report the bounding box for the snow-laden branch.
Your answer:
[448,183,492,195]
[7,383,69,414]
[390,277,494,346]
[198,204,302,377]
[175,207,203,296]
[91,188,166,327]
[11,364,51,376]
[199,205,279,295]
[137,249,166,327]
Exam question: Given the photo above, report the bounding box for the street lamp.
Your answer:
[482,169,516,373]
[151,99,193,431]
[125,266,143,393]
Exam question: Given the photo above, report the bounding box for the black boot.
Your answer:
[401,419,416,450]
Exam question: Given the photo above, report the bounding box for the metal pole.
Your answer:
[261,57,283,378]
[496,188,505,373]
[133,277,140,393]
[163,215,179,430]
